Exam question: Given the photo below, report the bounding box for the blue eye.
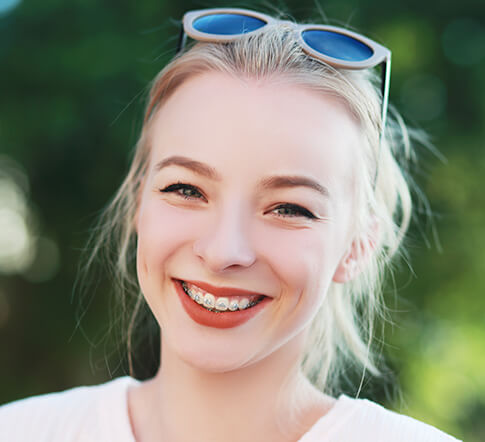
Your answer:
[273,204,316,219]
[160,182,204,200]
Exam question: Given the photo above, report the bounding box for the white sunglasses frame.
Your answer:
[177,8,392,186]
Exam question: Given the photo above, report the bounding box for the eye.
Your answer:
[159,182,205,201]
[159,184,315,219]
[272,203,316,219]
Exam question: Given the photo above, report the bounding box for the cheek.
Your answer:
[136,198,202,289]
[254,226,338,309]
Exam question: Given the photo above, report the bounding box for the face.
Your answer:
[136,71,362,373]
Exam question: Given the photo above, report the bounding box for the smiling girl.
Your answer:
[0,7,460,442]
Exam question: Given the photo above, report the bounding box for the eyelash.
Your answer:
[159,182,317,219]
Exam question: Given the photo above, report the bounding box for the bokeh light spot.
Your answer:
[0,177,27,215]
[0,207,34,274]
[0,0,21,16]
[400,74,447,121]
[378,19,437,73]
[442,18,485,66]
[0,156,36,275]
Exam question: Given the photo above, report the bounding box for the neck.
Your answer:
[129,330,330,442]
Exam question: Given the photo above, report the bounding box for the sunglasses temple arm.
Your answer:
[176,22,187,55]
[374,56,391,190]
[380,57,391,141]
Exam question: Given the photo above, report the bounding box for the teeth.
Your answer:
[183,282,203,303]
[215,297,229,311]
[181,281,262,312]
[187,288,196,300]
[228,300,239,311]
[238,298,249,310]
[203,293,215,309]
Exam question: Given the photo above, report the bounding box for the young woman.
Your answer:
[0,7,461,442]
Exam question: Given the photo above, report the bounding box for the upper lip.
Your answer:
[178,279,268,298]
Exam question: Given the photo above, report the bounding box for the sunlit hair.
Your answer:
[79,22,428,395]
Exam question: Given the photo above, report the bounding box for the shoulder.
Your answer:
[302,395,462,442]
[345,396,461,441]
[0,376,139,442]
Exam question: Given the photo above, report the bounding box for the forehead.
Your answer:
[149,72,361,194]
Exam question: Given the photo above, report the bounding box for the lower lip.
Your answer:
[173,279,271,329]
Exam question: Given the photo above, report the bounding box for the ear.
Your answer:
[332,216,380,284]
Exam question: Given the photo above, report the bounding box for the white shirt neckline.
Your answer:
[115,376,355,442]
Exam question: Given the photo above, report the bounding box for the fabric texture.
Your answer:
[0,376,461,441]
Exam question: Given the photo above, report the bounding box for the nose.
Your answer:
[192,203,256,273]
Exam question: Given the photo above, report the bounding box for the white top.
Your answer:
[0,376,461,441]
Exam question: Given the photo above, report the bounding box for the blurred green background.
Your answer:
[1,0,484,440]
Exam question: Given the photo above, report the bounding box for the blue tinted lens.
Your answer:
[193,13,267,35]
[302,30,373,62]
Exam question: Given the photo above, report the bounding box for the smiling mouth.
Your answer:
[180,280,266,313]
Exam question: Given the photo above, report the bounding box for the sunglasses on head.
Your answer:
[177,8,391,135]
[176,8,391,187]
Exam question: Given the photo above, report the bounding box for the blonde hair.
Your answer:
[79,21,425,394]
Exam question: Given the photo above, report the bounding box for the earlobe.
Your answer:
[332,255,360,284]
[332,216,380,284]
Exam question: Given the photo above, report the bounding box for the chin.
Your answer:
[169,334,262,373]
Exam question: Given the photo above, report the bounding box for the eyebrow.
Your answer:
[154,155,330,199]
[155,155,222,181]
